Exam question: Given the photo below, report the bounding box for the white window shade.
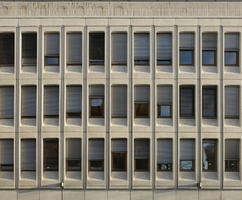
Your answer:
[180,139,195,160]
[134,139,149,159]
[134,33,149,60]
[225,86,239,118]
[66,32,82,64]
[89,139,104,160]
[157,85,172,104]
[0,139,13,166]
[225,139,240,159]
[157,139,172,164]
[134,85,150,102]
[112,33,127,64]
[21,139,36,171]
[225,33,240,50]
[44,86,59,117]
[180,33,195,49]
[112,85,127,117]
[111,139,127,153]
[66,139,81,160]
[21,86,36,118]
[157,33,172,60]
[66,86,82,114]
[45,33,59,56]
[203,33,217,50]
[89,85,104,97]
[0,86,14,119]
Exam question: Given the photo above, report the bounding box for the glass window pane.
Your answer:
[180,50,193,65]
[225,52,238,66]
[203,140,217,172]
[46,57,59,65]
[203,51,216,65]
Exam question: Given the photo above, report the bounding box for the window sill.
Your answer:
[0,65,14,73]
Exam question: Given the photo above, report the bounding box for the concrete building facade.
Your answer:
[0,1,242,200]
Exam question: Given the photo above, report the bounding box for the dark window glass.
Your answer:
[89,160,104,171]
[135,159,149,171]
[89,97,104,118]
[22,33,37,66]
[180,139,195,172]
[21,139,36,172]
[202,87,217,119]
[88,139,104,172]
[225,33,239,66]
[225,139,240,172]
[45,57,59,65]
[180,50,194,65]
[0,139,14,171]
[44,139,58,171]
[203,139,217,172]
[112,153,127,171]
[66,139,81,171]
[180,86,194,118]
[135,102,149,118]
[225,51,238,66]
[202,50,216,66]
[0,33,14,66]
[134,139,149,172]
[89,32,105,65]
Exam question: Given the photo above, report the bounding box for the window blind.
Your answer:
[44,86,59,117]
[134,139,149,159]
[43,139,59,171]
[180,86,194,117]
[112,33,127,64]
[157,33,172,60]
[202,87,217,118]
[21,86,36,118]
[203,33,217,50]
[0,86,14,119]
[225,86,239,118]
[157,139,172,164]
[111,139,127,153]
[225,33,239,50]
[45,33,59,56]
[0,139,13,166]
[89,139,104,160]
[112,85,127,117]
[225,139,240,159]
[66,32,82,64]
[157,85,172,104]
[180,32,195,49]
[134,33,149,60]
[180,139,195,160]
[89,32,105,61]
[66,139,81,160]
[22,33,37,65]
[0,33,14,65]
[89,85,104,97]
[21,139,36,171]
[134,85,149,102]
[66,86,82,114]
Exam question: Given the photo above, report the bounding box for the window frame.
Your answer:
[202,86,217,119]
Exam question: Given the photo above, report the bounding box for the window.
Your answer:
[44,86,59,119]
[157,139,172,171]
[134,139,149,172]
[22,33,37,66]
[202,33,217,66]
[134,33,149,65]
[0,139,13,171]
[203,139,217,172]
[21,86,36,119]
[66,139,81,171]
[89,85,104,118]
[225,33,239,66]
[112,33,127,65]
[43,139,58,171]
[179,32,195,65]
[21,139,36,172]
[225,86,239,119]
[180,139,195,171]
[157,33,172,65]
[66,32,82,65]
[44,33,59,66]
[157,85,172,118]
[225,139,240,172]
[88,139,104,171]
[134,85,150,118]
[111,85,127,118]
[66,85,82,118]
[202,86,217,119]
[0,33,14,66]
[180,86,195,118]
[89,32,104,65]
[111,139,127,172]
[0,86,14,119]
